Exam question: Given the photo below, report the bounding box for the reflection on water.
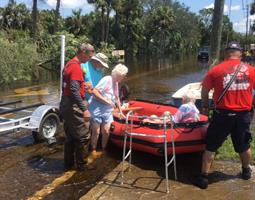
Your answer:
[125,55,209,103]
[0,83,60,107]
[0,55,209,105]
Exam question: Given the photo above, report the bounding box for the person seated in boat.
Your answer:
[89,64,128,159]
[173,91,200,123]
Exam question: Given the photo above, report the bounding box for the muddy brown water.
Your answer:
[0,56,253,200]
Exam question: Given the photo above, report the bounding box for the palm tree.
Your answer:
[250,1,255,15]
[32,0,37,39]
[54,0,61,32]
[88,0,113,42]
[8,0,15,4]
[65,9,85,36]
[1,1,30,29]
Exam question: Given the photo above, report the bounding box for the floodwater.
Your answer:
[1,56,253,200]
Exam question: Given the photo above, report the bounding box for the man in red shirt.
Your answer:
[60,43,94,171]
[193,41,255,189]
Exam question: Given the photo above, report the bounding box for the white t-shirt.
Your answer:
[95,75,118,103]
[89,76,119,114]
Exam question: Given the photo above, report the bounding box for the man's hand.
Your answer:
[83,110,91,122]
[201,107,209,115]
[84,82,93,93]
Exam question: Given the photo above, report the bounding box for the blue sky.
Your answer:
[0,0,253,33]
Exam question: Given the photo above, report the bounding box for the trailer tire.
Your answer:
[32,131,44,143]
[31,112,60,144]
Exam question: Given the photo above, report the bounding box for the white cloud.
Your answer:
[45,0,91,9]
[233,20,246,33]
[233,15,255,33]
[231,5,240,11]
[204,3,240,13]
[204,3,214,9]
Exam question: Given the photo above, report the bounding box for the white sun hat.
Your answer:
[91,53,109,68]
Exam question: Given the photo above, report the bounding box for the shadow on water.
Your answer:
[26,138,66,174]
[208,171,239,184]
[27,155,64,174]
[118,150,203,184]
[106,147,240,193]
[0,135,34,149]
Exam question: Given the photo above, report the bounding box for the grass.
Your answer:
[216,123,255,165]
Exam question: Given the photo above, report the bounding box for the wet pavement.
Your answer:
[0,130,120,200]
[80,152,255,200]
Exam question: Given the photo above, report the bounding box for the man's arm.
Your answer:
[70,80,90,122]
[70,80,87,111]
[201,87,210,114]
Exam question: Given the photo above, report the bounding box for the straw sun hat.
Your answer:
[91,53,109,68]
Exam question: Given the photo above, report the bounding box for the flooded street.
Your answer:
[0,56,254,199]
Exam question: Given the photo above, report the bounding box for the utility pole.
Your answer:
[210,0,225,66]
[245,4,249,50]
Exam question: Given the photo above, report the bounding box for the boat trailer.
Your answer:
[0,100,60,144]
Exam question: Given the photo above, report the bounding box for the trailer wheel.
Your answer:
[32,131,43,143]
[31,112,60,144]
[32,112,60,143]
[40,112,60,139]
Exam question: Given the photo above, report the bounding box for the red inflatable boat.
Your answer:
[110,100,209,156]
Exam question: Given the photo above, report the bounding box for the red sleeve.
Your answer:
[252,67,255,90]
[70,64,84,82]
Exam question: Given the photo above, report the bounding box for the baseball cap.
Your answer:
[225,41,242,51]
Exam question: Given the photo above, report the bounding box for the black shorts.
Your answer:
[205,109,253,153]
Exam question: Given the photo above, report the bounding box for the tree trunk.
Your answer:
[8,0,15,5]
[101,6,106,42]
[105,6,110,42]
[54,0,61,33]
[210,0,225,65]
[32,0,37,39]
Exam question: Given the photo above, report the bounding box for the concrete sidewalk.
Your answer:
[80,155,255,200]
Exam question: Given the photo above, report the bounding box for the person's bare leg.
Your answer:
[201,150,215,174]
[239,148,252,168]
[90,122,101,158]
[101,123,111,151]
[239,148,252,180]
[193,150,215,189]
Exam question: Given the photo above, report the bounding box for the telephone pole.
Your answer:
[210,0,225,65]
[245,4,249,50]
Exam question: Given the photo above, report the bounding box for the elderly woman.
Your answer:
[89,63,128,158]
[173,91,200,123]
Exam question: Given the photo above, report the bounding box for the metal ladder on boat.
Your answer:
[120,111,177,193]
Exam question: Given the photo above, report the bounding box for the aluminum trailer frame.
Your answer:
[0,103,60,144]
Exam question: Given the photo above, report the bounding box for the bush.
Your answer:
[37,31,89,72]
[0,33,39,85]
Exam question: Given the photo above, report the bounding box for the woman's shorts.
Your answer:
[91,111,113,124]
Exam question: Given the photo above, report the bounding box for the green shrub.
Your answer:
[0,35,38,85]
[37,31,89,72]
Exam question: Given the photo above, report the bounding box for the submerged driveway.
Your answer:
[80,153,255,200]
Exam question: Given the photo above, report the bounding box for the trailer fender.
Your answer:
[29,105,59,129]
[29,105,60,143]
